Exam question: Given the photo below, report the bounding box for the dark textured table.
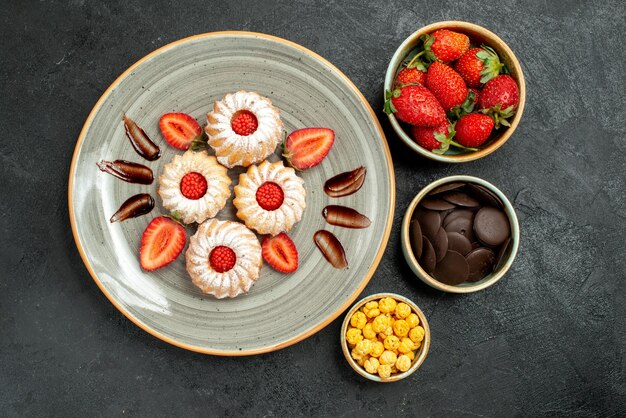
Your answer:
[2,1,625,416]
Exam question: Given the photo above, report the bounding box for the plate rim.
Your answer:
[68,31,395,356]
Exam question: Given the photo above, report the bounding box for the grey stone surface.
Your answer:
[1,0,625,416]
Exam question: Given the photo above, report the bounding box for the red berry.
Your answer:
[395,67,426,86]
[231,110,258,136]
[209,245,237,273]
[425,62,468,111]
[180,172,208,200]
[159,113,202,150]
[262,233,298,273]
[140,217,186,271]
[256,182,284,211]
[479,75,519,111]
[455,46,504,88]
[385,85,446,127]
[283,128,335,170]
[454,48,484,88]
[429,29,470,62]
[455,113,495,148]
[411,123,450,151]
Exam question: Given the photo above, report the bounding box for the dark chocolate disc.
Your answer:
[415,209,441,243]
[432,227,449,262]
[446,232,473,255]
[409,219,423,260]
[473,207,510,246]
[433,250,469,285]
[420,197,456,211]
[466,247,496,281]
[494,237,511,270]
[439,208,455,223]
[419,236,437,273]
[442,209,474,228]
[429,182,465,195]
[444,216,475,242]
[467,183,503,208]
[442,191,480,208]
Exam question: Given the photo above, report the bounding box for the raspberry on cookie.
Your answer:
[233,160,306,236]
[186,219,262,298]
[205,91,284,168]
[158,150,231,224]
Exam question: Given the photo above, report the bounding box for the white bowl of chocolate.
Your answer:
[401,175,519,293]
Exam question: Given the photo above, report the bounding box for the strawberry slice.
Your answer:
[261,233,298,273]
[283,128,334,170]
[159,113,202,150]
[140,216,186,271]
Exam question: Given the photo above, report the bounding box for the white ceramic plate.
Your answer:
[69,32,394,355]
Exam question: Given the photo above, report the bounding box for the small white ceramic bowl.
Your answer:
[340,293,430,382]
[401,175,520,293]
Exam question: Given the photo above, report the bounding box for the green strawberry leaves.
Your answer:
[448,90,478,121]
[476,45,505,84]
[168,211,185,226]
[432,131,451,154]
[281,131,304,171]
[402,47,429,72]
[429,123,478,155]
[190,131,208,151]
[419,34,438,64]
[383,88,401,114]
[401,35,438,72]
[449,139,479,152]
[480,104,516,129]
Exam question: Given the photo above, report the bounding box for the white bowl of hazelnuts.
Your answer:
[340,293,430,382]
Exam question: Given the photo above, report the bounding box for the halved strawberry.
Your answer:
[283,128,334,170]
[159,113,202,150]
[261,233,298,273]
[140,216,186,271]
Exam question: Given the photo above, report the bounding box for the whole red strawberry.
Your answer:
[384,85,446,127]
[454,46,504,88]
[423,29,470,63]
[479,75,519,110]
[455,113,495,148]
[411,123,451,151]
[395,67,426,86]
[425,62,468,111]
[478,75,519,128]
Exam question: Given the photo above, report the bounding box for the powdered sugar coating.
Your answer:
[158,150,231,224]
[205,90,284,168]
[234,160,306,236]
[186,219,262,299]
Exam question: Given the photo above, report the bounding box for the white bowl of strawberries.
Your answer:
[384,21,526,162]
